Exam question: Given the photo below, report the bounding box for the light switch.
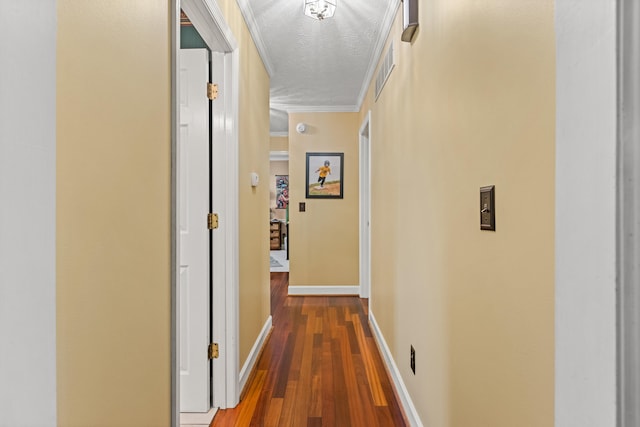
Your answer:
[299,202,306,212]
[480,185,495,231]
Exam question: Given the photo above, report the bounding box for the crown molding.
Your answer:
[270,131,289,137]
[239,0,400,118]
[270,103,360,113]
[235,0,274,77]
[356,0,401,109]
[269,151,289,161]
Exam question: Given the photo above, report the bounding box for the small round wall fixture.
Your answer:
[296,123,307,134]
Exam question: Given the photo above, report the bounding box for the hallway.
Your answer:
[211,273,407,426]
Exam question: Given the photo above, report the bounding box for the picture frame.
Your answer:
[275,175,289,209]
[305,152,344,199]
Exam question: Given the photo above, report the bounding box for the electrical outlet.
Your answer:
[410,345,416,374]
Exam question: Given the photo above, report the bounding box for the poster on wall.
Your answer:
[305,152,344,199]
[275,175,289,209]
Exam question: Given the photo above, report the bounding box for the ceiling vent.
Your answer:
[375,41,395,101]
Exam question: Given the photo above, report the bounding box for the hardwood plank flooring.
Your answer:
[212,272,407,427]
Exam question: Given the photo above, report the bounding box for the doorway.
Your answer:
[270,150,289,273]
[172,0,240,425]
[359,111,371,299]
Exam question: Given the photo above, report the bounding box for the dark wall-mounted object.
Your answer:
[401,0,419,42]
[480,185,496,231]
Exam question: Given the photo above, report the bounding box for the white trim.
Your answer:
[239,316,273,393]
[210,51,227,409]
[356,0,401,109]
[555,1,617,425]
[288,286,360,296]
[179,408,217,426]
[270,151,289,161]
[171,1,180,425]
[270,103,359,113]
[270,131,289,137]
[209,50,241,410]
[224,48,241,409]
[369,311,424,427]
[617,0,640,424]
[0,1,57,425]
[359,111,372,299]
[182,0,238,52]
[234,0,274,76]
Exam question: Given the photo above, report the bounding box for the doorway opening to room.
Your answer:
[172,1,240,425]
[270,149,289,273]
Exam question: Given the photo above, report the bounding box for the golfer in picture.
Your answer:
[315,160,331,189]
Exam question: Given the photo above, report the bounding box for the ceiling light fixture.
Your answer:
[304,0,336,20]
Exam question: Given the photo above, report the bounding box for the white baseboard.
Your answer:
[179,407,217,426]
[239,315,272,393]
[369,311,424,427]
[288,285,360,296]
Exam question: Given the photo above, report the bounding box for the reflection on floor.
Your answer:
[270,250,289,272]
[210,273,408,426]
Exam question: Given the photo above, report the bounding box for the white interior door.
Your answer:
[179,48,210,413]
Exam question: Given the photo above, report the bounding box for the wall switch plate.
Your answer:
[480,185,496,231]
[299,202,306,212]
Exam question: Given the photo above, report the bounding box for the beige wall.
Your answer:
[288,113,360,287]
[55,0,554,423]
[360,1,555,426]
[270,160,289,222]
[270,135,289,152]
[56,1,171,425]
[57,0,271,424]
[217,0,271,366]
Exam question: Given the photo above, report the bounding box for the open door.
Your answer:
[178,48,211,412]
[173,1,240,422]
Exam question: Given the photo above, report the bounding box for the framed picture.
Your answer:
[305,152,344,199]
[275,175,289,209]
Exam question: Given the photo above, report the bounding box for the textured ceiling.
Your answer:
[241,0,396,134]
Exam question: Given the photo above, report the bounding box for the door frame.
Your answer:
[617,0,640,425]
[172,0,240,424]
[359,111,372,299]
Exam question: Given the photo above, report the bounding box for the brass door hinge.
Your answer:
[207,83,218,100]
[208,343,219,359]
[207,213,219,230]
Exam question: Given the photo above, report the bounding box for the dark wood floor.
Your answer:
[211,272,407,427]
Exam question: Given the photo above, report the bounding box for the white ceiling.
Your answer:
[237,0,398,134]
